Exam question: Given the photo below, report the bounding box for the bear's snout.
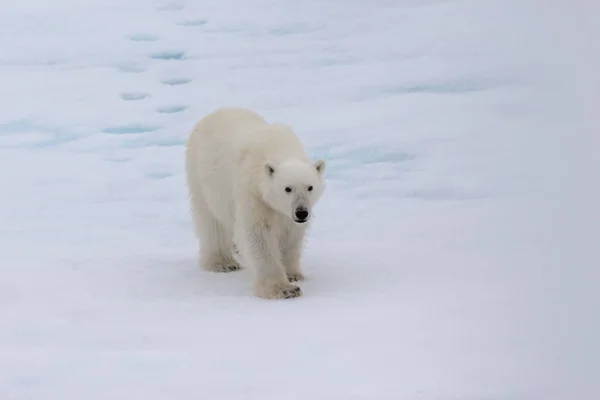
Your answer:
[294,207,309,223]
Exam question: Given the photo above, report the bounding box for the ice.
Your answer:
[1,0,597,399]
[149,51,187,61]
[156,105,188,115]
[102,125,162,135]
[129,34,161,43]
[175,20,209,28]
[120,92,151,101]
[159,78,193,86]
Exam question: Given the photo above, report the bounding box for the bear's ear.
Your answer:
[314,159,326,175]
[264,162,276,177]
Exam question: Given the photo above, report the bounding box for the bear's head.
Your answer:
[262,158,326,224]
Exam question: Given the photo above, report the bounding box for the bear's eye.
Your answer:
[307,186,313,192]
[285,187,292,193]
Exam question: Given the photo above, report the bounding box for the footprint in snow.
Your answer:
[149,51,186,61]
[103,125,160,134]
[146,171,174,180]
[160,78,192,86]
[157,105,187,114]
[176,20,207,27]
[118,64,146,73]
[120,92,149,101]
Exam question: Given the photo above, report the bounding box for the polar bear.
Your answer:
[185,107,326,299]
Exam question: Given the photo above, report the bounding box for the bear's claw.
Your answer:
[208,263,241,273]
[281,285,302,299]
[255,282,303,299]
[287,273,304,282]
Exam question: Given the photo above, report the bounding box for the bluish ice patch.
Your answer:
[308,145,350,180]
[176,20,208,27]
[309,144,415,180]
[0,119,81,148]
[151,138,185,147]
[149,51,186,60]
[0,136,81,149]
[157,105,187,114]
[21,136,82,148]
[383,77,509,95]
[267,23,319,36]
[120,92,149,101]
[311,145,414,165]
[160,78,192,86]
[103,125,160,134]
[0,119,39,135]
[146,172,174,180]
[157,3,184,11]
[129,34,160,42]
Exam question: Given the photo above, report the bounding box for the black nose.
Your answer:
[294,209,309,221]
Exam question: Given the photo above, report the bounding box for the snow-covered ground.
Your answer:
[1,0,598,399]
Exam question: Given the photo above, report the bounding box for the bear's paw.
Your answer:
[255,281,302,299]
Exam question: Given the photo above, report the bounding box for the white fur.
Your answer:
[185,107,326,299]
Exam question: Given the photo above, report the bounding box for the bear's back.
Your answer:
[236,123,309,166]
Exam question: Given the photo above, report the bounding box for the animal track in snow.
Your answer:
[149,51,186,60]
[176,20,207,27]
[129,34,160,42]
[160,78,192,86]
[157,105,187,114]
[146,171,174,180]
[120,92,149,101]
[103,125,160,134]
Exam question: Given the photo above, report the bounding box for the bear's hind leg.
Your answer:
[190,189,240,273]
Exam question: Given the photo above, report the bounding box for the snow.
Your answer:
[1,0,598,399]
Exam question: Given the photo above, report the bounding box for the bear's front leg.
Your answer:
[281,226,306,283]
[240,221,302,300]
